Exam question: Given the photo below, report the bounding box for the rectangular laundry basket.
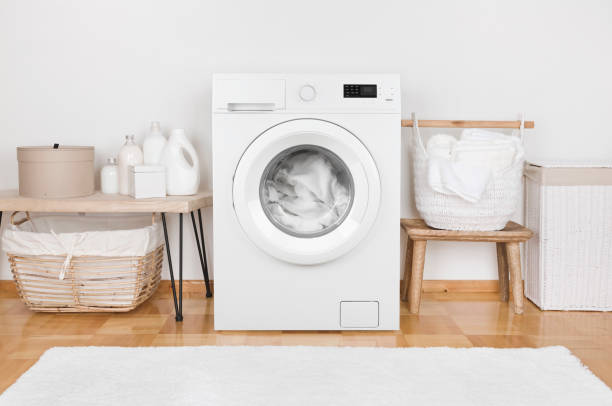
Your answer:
[524,164,612,311]
[2,213,163,312]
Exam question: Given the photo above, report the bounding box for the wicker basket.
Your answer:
[4,212,163,312]
[412,122,524,231]
[524,164,612,311]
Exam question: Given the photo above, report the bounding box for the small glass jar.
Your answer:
[101,157,119,194]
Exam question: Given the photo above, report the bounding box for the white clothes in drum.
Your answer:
[261,149,352,236]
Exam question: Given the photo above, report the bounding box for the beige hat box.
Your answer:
[17,145,95,198]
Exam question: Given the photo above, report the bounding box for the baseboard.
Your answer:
[154,280,501,293]
[0,280,502,296]
[158,280,214,293]
[421,280,500,293]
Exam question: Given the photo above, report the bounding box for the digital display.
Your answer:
[344,84,377,98]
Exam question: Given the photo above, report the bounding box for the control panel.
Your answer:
[213,74,400,113]
[343,84,377,98]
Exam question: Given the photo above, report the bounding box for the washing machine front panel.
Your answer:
[213,74,400,331]
[232,119,380,265]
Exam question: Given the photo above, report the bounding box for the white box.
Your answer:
[524,164,612,311]
[128,165,166,199]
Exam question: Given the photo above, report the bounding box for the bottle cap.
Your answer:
[150,121,161,132]
[107,157,117,164]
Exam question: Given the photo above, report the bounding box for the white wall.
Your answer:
[1,0,611,281]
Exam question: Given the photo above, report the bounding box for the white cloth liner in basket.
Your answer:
[412,115,526,231]
[2,214,163,280]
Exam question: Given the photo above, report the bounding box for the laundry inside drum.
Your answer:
[260,145,354,238]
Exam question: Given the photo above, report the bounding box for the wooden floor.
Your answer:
[1,282,611,393]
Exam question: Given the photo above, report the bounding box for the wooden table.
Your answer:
[0,190,213,321]
[401,219,533,314]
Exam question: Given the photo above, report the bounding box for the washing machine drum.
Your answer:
[233,119,381,265]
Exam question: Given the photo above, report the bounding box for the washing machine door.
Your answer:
[233,118,380,265]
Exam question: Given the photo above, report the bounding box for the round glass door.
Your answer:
[233,119,380,265]
[260,145,354,238]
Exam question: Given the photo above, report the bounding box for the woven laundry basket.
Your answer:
[524,164,612,311]
[412,122,524,231]
[2,212,163,312]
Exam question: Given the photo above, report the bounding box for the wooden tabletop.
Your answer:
[0,190,212,214]
[400,219,533,242]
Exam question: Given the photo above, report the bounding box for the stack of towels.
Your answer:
[426,129,524,202]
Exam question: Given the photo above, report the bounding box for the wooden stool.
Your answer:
[401,219,533,314]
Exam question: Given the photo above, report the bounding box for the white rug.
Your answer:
[1,346,610,406]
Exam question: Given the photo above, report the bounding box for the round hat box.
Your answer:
[17,146,95,198]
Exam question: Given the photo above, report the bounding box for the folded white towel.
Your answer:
[427,156,492,202]
[426,134,456,159]
[454,144,516,173]
[458,129,523,172]
[460,128,510,142]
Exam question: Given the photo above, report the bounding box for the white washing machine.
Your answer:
[212,74,400,330]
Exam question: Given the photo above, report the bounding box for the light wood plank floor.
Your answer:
[1,282,611,393]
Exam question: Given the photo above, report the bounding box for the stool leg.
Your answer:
[506,242,524,314]
[496,242,509,302]
[401,238,414,301]
[408,240,427,314]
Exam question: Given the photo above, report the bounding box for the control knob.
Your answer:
[299,84,317,102]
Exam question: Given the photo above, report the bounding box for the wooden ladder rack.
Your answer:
[401,120,534,129]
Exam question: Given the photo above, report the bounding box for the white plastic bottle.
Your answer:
[160,129,200,195]
[100,157,119,194]
[143,121,167,165]
[117,134,143,195]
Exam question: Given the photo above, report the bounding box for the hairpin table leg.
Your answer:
[162,212,182,321]
[178,213,183,321]
[191,209,212,298]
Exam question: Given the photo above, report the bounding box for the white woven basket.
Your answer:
[524,164,612,311]
[412,121,524,231]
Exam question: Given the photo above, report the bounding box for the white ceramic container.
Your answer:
[117,135,143,195]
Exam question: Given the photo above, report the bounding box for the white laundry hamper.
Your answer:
[2,212,163,312]
[524,164,612,311]
[412,120,524,231]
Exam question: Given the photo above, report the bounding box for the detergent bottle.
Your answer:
[143,121,167,164]
[160,129,200,195]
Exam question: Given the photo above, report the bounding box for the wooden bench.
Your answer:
[0,190,213,322]
[401,219,533,314]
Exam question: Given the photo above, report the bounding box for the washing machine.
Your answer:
[212,74,400,330]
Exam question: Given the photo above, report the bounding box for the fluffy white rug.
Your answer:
[1,346,610,405]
